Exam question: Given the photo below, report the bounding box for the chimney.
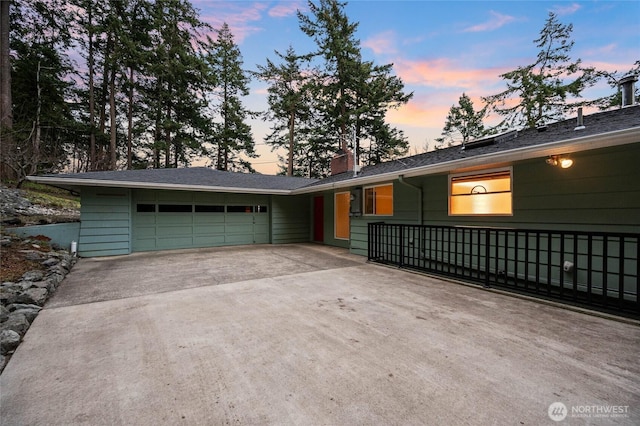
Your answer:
[330,149,354,176]
[619,74,638,107]
[574,107,585,131]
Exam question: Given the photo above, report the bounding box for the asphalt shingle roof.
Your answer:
[310,105,640,186]
[46,167,317,191]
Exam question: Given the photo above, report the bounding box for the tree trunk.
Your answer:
[127,67,133,169]
[287,109,295,176]
[88,3,96,170]
[30,61,42,175]
[0,0,13,180]
[0,0,11,130]
[109,66,117,170]
[164,97,171,168]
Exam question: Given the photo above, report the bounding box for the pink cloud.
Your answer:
[583,43,617,57]
[463,11,516,33]
[387,91,504,131]
[550,3,582,16]
[394,58,507,91]
[268,1,304,18]
[362,30,398,55]
[199,2,268,44]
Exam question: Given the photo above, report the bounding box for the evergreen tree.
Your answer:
[4,0,77,184]
[0,1,11,167]
[351,59,411,165]
[298,0,412,170]
[204,23,257,172]
[141,0,208,169]
[484,12,601,129]
[436,93,488,148]
[255,46,321,176]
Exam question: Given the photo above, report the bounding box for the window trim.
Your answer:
[448,167,513,216]
[363,183,394,216]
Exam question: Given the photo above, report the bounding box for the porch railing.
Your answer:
[368,222,640,317]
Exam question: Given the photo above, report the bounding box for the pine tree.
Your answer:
[351,60,412,165]
[204,23,257,172]
[298,0,412,170]
[436,93,488,148]
[0,1,12,167]
[4,0,77,184]
[140,0,208,169]
[484,12,601,129]
[255,46,320,176]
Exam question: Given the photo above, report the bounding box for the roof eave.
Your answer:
[25,176,293,195]
[292,126,640,194]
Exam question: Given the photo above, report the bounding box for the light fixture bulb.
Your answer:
[559,158,573,168]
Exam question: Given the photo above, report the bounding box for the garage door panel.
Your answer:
[133,239,156,251]
[135,227,157,238]
[193,215,225,225]
[255,233,269,244]
[156,215,192,225]
[225,224,253,233]
[194,235,226,245]
[156,236,193,248]
[225,234,254,244]
[194,224,225,234]
[225,215,254,224]
[135,215,156,225]
[158,225,194,236]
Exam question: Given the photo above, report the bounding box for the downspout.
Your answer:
[398,175,423,224]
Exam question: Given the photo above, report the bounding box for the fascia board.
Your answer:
[25,176,293,195]
[293,127,640,194]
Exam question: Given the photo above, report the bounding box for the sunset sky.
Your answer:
[191,0,640,174]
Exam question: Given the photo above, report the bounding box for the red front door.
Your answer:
[313,196,324,242]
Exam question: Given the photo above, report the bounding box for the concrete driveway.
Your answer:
[1,244,638,425]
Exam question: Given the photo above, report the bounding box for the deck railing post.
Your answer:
[484,229,490,288]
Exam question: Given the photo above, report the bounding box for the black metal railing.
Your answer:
[368,222,640,317]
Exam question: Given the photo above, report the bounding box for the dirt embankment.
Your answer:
[0,185,80,227]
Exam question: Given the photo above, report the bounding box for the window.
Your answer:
[158,204,192,213]
[334,192,350,240]
[227,205,254,213]
[364,184,393,215]
[449,169,512,215]
[136,204,156,213]
[255,205,268,213]
[195,205,224,213]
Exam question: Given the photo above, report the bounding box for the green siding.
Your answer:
[413,144,640,233]
[79,187,132,257]
[320,144,640,258]
[271,195,311,244]
[350,181,422,256]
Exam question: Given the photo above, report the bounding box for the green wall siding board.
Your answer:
[271,195,311,244]
[78,188,131,257]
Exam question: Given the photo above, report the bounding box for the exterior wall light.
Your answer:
[546,155,573,169]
